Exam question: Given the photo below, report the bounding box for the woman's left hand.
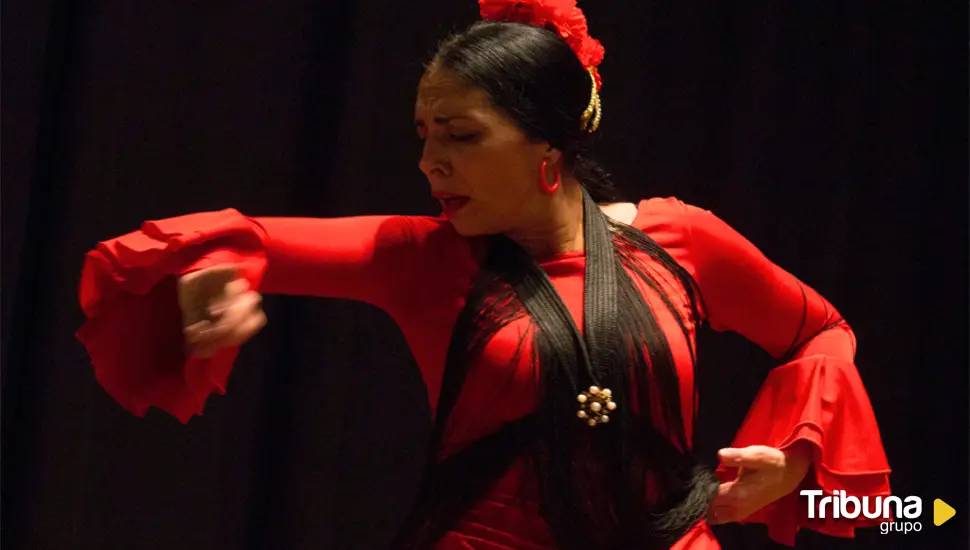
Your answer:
[707,441,815,525]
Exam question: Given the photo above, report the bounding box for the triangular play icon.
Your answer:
[933,499,955,526]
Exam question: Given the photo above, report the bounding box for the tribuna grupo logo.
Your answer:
[801,490,923,534]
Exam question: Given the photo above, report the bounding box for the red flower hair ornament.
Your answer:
[479,0,605,90]
[479,0,605,132]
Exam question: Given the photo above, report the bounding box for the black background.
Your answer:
[3,1,966,549]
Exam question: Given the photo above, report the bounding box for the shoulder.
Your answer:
[629,197,712,246]
[631,197,770,278]
[626,197,737,278]
[398,214,485,263]
[400,214,463,244]
[631,196,714,225]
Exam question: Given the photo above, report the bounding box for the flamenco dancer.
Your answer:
[76,1,892,548]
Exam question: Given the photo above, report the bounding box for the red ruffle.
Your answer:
[76,209,268,423]
[714,356,892,545]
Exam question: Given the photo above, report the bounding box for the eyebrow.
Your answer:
[414,115,474,126]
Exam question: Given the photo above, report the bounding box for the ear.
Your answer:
[542,145,564,166]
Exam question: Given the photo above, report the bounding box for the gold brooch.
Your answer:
[576,386,616,427]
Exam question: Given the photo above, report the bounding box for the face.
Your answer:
[415,67,559,236]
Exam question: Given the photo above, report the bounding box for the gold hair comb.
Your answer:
[580,67,602,133]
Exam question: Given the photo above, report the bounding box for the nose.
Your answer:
[418,139,451,178]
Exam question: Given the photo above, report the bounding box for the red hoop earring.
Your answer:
[540,159,561,193]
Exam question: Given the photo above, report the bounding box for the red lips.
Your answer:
[432,192,471,217]
[431,192,467,200]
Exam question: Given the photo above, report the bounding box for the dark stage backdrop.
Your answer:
[3,1,966,549]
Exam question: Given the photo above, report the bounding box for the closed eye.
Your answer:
[450,133,479,142]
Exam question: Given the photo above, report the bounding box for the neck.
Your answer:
[504,178,585,259]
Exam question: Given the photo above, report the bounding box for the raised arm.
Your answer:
[77,209,457,423]
[679,202,891,545]
[684,205,853,363]
[83,210,433,308]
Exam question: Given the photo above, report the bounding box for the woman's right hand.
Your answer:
[178,265,266,357]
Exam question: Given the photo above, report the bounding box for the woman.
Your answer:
[76,1,891,548]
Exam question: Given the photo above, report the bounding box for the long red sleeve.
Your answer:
[76,209,450,422]
[680,203,891,545]
[254,215,435,308]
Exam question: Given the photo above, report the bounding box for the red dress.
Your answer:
[76,197,891,548]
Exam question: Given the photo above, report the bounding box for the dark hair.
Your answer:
[393,22,718,550]
[431,21,619,202]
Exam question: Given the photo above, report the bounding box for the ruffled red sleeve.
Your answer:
[713,356,891,543]
[76,209,269,423]
[76,209,455,423]
[656,199,891,545]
